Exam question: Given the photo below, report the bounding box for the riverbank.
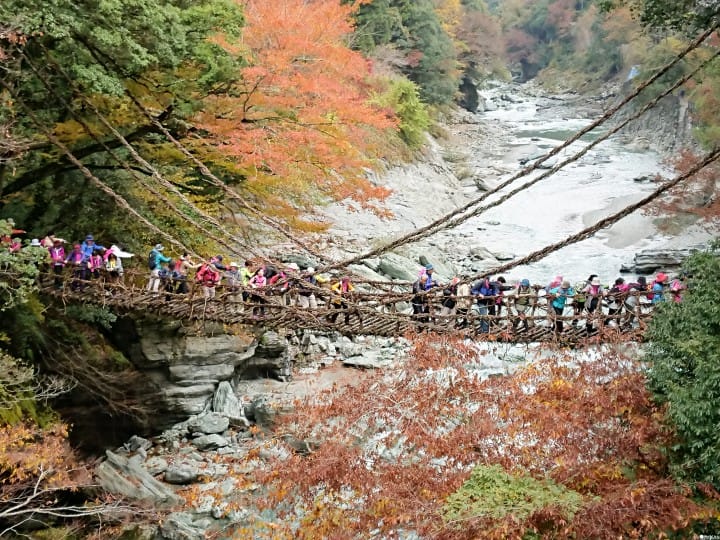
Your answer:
[322,81,715,285]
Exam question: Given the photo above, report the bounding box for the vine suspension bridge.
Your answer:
[2,24,719,344]
[12,269,656,343]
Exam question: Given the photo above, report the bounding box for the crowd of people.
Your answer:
[2,228,688,332]
[410,266,687,335]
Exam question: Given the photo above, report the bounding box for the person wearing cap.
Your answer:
[80,234,105,262]
[297,267,318,309]
[549,280,574,334]
[147,243,172,292]
[513,278,536,332]
[283,262,301,306]
[669,274,686,303]
[622,276,648,327]
[582,275,604,334]
[471,276,499,333]
[652,272,668,304]
[424,263,439,290]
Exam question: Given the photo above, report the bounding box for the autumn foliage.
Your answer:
[198,0,397,227]
[243,335,715,538]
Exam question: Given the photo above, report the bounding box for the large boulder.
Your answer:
[159,512,214,540]
[240,331,291,380]
[377,253,417,281]
[212,381,248,427]
[623,245,705,274]
[95,451,182,505]
[192,434,229,451]
[164,461,202,485]
[188,413,229,435]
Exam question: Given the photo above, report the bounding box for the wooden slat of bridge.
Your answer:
[35,276,650,343]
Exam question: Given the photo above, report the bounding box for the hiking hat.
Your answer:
[656,272,668,283]
[591,277,601,286]
[520,279,530,287]
[230,261,239,268]
[561,280,571,288]
[155,243,164,251]
[286,262,300,271]
[85,234,94,241]
[306,267,315,274]
[425,263,434,270]
[30,238,42,247]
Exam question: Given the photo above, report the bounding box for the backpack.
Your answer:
[148,250,157,270]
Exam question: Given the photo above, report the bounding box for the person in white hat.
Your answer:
[297,267,318,309]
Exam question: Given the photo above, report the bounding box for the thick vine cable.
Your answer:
[25,46,245,258]
[0,78,197,258]
[75,44,333,264]
[316,21,720,273]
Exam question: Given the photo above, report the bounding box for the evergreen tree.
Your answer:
[353,0,458,105]
[645,244,720,487]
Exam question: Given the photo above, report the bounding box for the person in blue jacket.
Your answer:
[549,280,574,333]
[79,234,104,261]
[147,243,172,292]
[471,277,499,333]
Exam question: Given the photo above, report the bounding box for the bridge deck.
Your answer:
[28,271,653,343]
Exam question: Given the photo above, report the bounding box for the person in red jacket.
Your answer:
[196,260,221,299]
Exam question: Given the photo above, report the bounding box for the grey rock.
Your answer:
[343,350,397,369]
[145,456,169,476]
[164,462,201,485]
[117,525,157,540]
[95,450,181,505]
[212,381,248,426]
[348,263,388,284]
[492,251,516,261]
[249,394,295,428]
[626,245,705,274]
[192,434,229,450]
[377,253,417,281]
[188,413,230,435]
[159,512,214,540]
[124,435,152,453]
[362,257,381,271]
[256,331,287,356]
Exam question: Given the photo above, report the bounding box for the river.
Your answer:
[324,81,701,286]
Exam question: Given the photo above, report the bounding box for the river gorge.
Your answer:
[83,81,718,539]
